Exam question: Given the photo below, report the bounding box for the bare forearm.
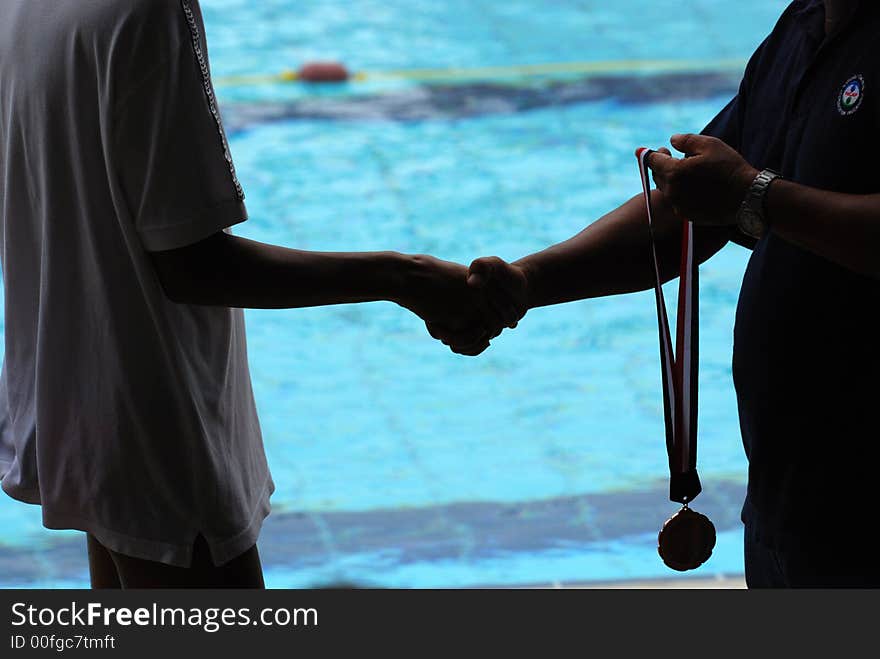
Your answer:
[515,191,730,308]
[153,232,413,309]
[766,181,880,278]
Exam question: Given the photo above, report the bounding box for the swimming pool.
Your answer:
[0,0,789,587]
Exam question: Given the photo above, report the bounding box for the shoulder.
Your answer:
[113,0,193,49]
[76,0,203,59]
[740,1,817,84]
[76,0,189,32]
[100,1,201,91]
[770,0,823,43]
[754,1,820,48]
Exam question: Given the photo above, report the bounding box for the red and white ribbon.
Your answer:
[636,148,702,504]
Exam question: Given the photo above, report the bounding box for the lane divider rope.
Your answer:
[214,57,747,88]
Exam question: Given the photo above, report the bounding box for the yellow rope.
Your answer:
[214,57,747,88]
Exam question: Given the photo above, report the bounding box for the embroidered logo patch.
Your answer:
[837,75,865,116]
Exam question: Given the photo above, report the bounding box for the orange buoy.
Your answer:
[297,61,350,83]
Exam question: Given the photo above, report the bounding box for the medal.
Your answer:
[657,505,716,571]
[636,148,715,571]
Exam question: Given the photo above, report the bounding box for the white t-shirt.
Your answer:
[0,0,274,567]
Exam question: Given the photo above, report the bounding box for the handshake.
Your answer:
[396,254,531,356]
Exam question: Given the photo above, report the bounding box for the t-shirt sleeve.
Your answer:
[112,1,246,252]
[701,95,743,152]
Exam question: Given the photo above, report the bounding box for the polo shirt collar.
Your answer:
[792,0,870,43]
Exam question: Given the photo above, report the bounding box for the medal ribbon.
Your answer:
[636,148,701,504]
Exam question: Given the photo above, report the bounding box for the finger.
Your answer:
[468,256,499,284]
[425,323,480,345]
[480,290,520,329]
[426,321,487,347]
[646,149,678,178]
[501,304,521,329]
[466,271,484,289]
[470,279,501,327]
[451,339,491,357]
[459,321,490,343]
[670,133,713,156]
[425,321,444,341]
[445,326,489,347]
[651,168,664,190]
[468,256,513,327]
[494,268,528,326]
[470,257,527,326]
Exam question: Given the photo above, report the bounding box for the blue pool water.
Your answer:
[0,0,789,587]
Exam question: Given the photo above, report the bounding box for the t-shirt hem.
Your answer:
[0,474,42,505]
[0,457,14,475]
[138,198,248,252]
[3,475,274,568]
[204,475,276,566]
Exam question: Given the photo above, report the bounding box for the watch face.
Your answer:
[738,207,764,239]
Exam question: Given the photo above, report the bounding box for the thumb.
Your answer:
[468,257,497,288]
[670,133,711,156]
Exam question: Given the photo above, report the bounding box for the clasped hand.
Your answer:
[646,134,759,225]
[397,254,529,356]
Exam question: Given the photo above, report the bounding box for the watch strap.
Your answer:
[737,169,781,238]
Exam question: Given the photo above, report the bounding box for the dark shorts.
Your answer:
[744,522,880,588]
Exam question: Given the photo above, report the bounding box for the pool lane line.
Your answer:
[219,71,742,132]
[214,57,748,88]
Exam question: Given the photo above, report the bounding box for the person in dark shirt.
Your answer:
[438,0,880,587]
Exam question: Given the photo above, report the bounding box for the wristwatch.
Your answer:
[736,169,781,239]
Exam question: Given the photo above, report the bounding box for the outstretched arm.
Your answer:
[513,188,731,310]
[149,231,495,355]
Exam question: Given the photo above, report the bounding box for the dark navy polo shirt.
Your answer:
[702,0,880,548]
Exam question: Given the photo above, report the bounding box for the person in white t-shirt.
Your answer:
[0,0,509,588]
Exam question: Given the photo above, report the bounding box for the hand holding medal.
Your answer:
[636,148,716,572]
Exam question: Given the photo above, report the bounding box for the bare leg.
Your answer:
[99,534,265,589]
[87,534,122,589]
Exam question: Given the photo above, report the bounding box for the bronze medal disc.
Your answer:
[657,507,716,571]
